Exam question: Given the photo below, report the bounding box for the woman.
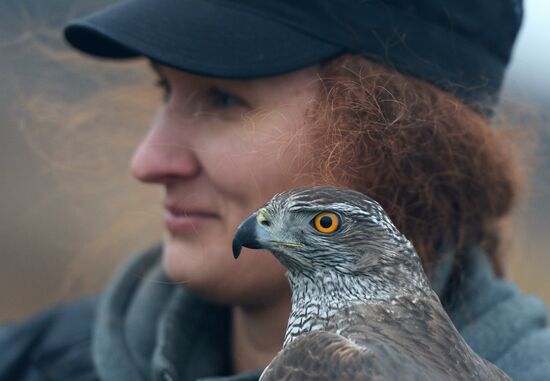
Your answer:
[1,1,549,380]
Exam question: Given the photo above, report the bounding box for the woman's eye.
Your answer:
[152,78,248,116]
[206,88,247,110]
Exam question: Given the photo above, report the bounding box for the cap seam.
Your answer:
[202,0,343,49]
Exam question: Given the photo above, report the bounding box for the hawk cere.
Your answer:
[233,187,511,381]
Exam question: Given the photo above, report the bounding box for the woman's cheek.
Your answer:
[198,128,292,192]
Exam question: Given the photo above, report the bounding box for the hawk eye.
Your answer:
[312,212,340,234]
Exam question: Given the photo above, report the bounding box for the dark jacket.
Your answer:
[1,244,549,381]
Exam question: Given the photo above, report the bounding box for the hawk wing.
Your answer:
[261,330,441,381]
[262,297,510,381]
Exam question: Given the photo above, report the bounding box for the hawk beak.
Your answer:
[232,212,264,259]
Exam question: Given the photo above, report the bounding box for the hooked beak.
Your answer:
[232,212,263,259]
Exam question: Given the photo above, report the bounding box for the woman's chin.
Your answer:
[161,237,240,301]
[162,236,220,279]
[160,237,290,306]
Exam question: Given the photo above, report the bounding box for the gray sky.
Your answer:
[504,0,550,102]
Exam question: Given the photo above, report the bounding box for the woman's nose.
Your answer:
[130,114,200,184]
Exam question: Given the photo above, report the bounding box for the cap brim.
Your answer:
[64,0,344,78]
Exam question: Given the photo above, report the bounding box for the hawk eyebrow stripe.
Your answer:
[287,202,366,216]
[287,202,312,211]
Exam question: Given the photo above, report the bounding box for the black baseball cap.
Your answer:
[65,0,523,111]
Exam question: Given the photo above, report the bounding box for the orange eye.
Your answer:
[313,212,340,234]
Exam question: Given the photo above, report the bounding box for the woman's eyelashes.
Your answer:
[205,87,248,111]
[154,77,249,117]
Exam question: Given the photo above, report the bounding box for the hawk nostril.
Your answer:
[257,208,271,227]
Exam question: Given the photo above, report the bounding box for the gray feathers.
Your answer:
[235,186,511,381]
[263,300,510,380]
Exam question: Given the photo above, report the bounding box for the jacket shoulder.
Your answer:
[0,296,99,381]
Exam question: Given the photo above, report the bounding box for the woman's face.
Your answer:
[131,62,322,306]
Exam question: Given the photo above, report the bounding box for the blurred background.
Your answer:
[0,0,549,322]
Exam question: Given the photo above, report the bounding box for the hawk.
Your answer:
[232,186,510,381]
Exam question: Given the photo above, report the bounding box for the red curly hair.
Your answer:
[309,54,522,277]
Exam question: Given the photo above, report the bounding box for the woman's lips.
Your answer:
[164,208,219,235]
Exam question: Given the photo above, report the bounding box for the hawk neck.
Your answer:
[283,268,429,347]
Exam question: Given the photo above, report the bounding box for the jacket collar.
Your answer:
[92,244,264,381]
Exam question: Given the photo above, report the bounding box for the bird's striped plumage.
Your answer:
[232,186,511,381]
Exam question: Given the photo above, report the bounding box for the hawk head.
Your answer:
[233,186,423,279]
